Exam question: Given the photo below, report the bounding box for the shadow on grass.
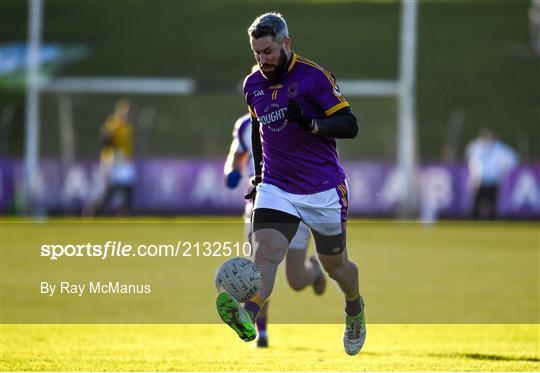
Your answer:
[462,353,540,362]
[436,353,540,363]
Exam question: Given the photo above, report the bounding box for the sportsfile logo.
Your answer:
[40,240,252,260]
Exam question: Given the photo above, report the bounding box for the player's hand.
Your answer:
[286,100,315,132]
[225,170,242,189]
[244,175,262,200]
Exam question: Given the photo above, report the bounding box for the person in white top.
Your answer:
[465,128,519,219]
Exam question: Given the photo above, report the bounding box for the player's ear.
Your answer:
[283,36,291,51]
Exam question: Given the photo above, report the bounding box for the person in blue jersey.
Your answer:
[224,111,327,348]
[217,13,366,356]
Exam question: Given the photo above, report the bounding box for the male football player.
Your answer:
[217,13,366,355]
[224,111,326,347]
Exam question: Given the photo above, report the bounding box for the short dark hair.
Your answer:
[248,12,289,42]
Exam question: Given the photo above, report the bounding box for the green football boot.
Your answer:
[216,292,257,342]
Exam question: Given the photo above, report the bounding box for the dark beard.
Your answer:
[260,48,289,81]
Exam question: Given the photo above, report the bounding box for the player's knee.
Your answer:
[324,264,346,281]
[322,260,357,282]
[253,241,274,263]
[319,258,346,280]
[253,237,287,265]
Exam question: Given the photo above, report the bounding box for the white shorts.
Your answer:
[254,181,349,236]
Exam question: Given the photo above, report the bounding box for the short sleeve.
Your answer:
[314,70,350,116]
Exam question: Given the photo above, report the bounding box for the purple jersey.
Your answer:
[243,52,349,194]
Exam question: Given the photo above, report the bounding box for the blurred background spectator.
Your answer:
[87,98,135,216]
[465,128,519,219]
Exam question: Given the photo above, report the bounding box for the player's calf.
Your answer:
[252,229,290,300]
[318,250,365,355]
[318,252,359,301]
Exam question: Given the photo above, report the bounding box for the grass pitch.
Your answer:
[1,324,538,371]
[1,218,539,371]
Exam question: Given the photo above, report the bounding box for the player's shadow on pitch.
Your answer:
[290,346,378,356]
[459,353,540,363]
[290,347,326,353]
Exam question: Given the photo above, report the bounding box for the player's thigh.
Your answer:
[312,229,347,256]
[253,182,301,245]
[253,207,300,264]
[252,208,300,253]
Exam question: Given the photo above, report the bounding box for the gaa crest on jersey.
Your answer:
[253,89,265,97]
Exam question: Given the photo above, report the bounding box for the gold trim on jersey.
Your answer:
[296,55,346,103]
[287,52,298,72]
[248,106,255,116]
[271,90,279,100]
[268,84,283,89]
[324,101,350,116]
[297,56,335,83]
